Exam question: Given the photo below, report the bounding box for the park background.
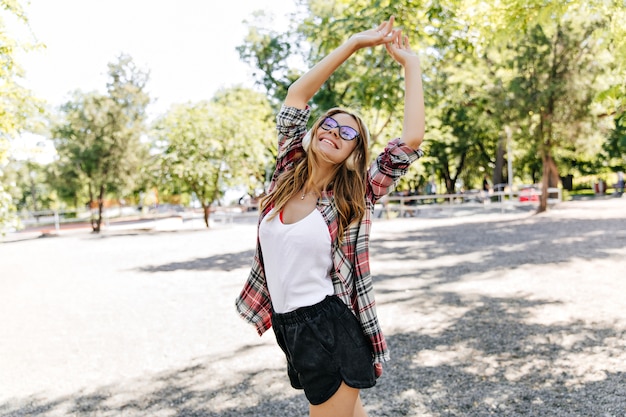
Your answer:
[1,0,625,235]
[1,1,626,416]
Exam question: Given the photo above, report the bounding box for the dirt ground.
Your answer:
[1,197,625,416]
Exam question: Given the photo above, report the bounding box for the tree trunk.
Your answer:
[88,184,96,231]
[547,156,560,189]
[493,132,506,189]
[538,147,559,213]
[538,151,550,214]
[202,204,211,228]
[92,184,105,232]
[30,176,39,213]
[441,152,467,194]
[538,28,563,214]
[445,177,454,194]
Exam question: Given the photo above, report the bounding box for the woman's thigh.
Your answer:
[309,382,367,417]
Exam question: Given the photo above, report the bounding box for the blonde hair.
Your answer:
[261,108,370,243]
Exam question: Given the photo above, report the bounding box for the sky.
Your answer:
[10,0,296,161]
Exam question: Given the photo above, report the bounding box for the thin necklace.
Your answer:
[301,190,317,200]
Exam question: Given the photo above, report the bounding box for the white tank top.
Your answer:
[259,208,334,313]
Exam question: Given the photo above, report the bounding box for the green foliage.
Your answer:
[238,0,429,148]
[601,112,626,170]
[0,180,16,234]
[498,2,618,210]
[2,158,53,211]
[238,0,624,201]
[1,0,46,231]
[151,86,275,227]
[237,11,297,110]
[52,54,150,231]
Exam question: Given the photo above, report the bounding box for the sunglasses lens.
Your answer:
[339,127,358,141]
[320,116,359,141]
[321,117,338,130]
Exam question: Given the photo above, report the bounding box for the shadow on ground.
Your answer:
[371,215,626,286]
[2,292,623,416]
[137,249,256,272]
[3,212,625,416]
[364,294,625,416]
[131,215,626,277]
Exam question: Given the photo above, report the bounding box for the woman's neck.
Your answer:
[307,166,336,193]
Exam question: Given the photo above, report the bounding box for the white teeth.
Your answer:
[320,139,337,148]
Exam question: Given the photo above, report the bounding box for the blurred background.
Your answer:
[1,0,624,236]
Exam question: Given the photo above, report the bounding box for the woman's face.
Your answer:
[313,112,360,165]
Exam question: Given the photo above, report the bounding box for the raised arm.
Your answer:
[385,31,425,150]
[285,17,397,109]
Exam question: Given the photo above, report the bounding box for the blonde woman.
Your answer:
[236,16,425,417]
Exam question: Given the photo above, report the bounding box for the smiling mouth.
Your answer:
[320,138,337,149]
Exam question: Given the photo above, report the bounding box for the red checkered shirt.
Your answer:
[235,105,423,363]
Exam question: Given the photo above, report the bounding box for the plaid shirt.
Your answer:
[235,105,423,363]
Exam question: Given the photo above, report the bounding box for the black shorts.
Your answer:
[271,295,376,405]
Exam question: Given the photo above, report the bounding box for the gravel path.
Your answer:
[1,198,625,416]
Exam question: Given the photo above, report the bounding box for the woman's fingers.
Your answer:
[387,30,403,51]
[383,16,395,35]
[402,34,412,50]
[374,363,383,377]
[375,16,395,38]
[385,30,417,65]
[394,29,403,45]
[392,31,412,52]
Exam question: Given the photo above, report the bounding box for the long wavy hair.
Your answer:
[261,108,370,243]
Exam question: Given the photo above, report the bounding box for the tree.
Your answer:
[238,0,625,205]
[237,10,297,110]
[152,86,275,227]
[513,18,613,209]
[0,0,45,232]
[53,54,150,232]
[413,0,507,193]
[472,0,623,211]
[2,159,52,212]
[602,113,626,170]
[238,1,429,150]
[238,0,505,192]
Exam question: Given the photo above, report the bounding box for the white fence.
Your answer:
[14,188,562,232]
[376,187,562,218]
[16,208,93,232]
[15,204,239,232]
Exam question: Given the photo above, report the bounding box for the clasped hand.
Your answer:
[350,16,420,68]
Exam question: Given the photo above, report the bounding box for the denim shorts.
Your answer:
[271,295,376,405]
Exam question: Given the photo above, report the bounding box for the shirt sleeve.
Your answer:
[367,138,424,203]
[235,241,273,336]
[268,105,311,193]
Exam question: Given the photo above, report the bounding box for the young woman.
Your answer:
[236,17,425,417]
